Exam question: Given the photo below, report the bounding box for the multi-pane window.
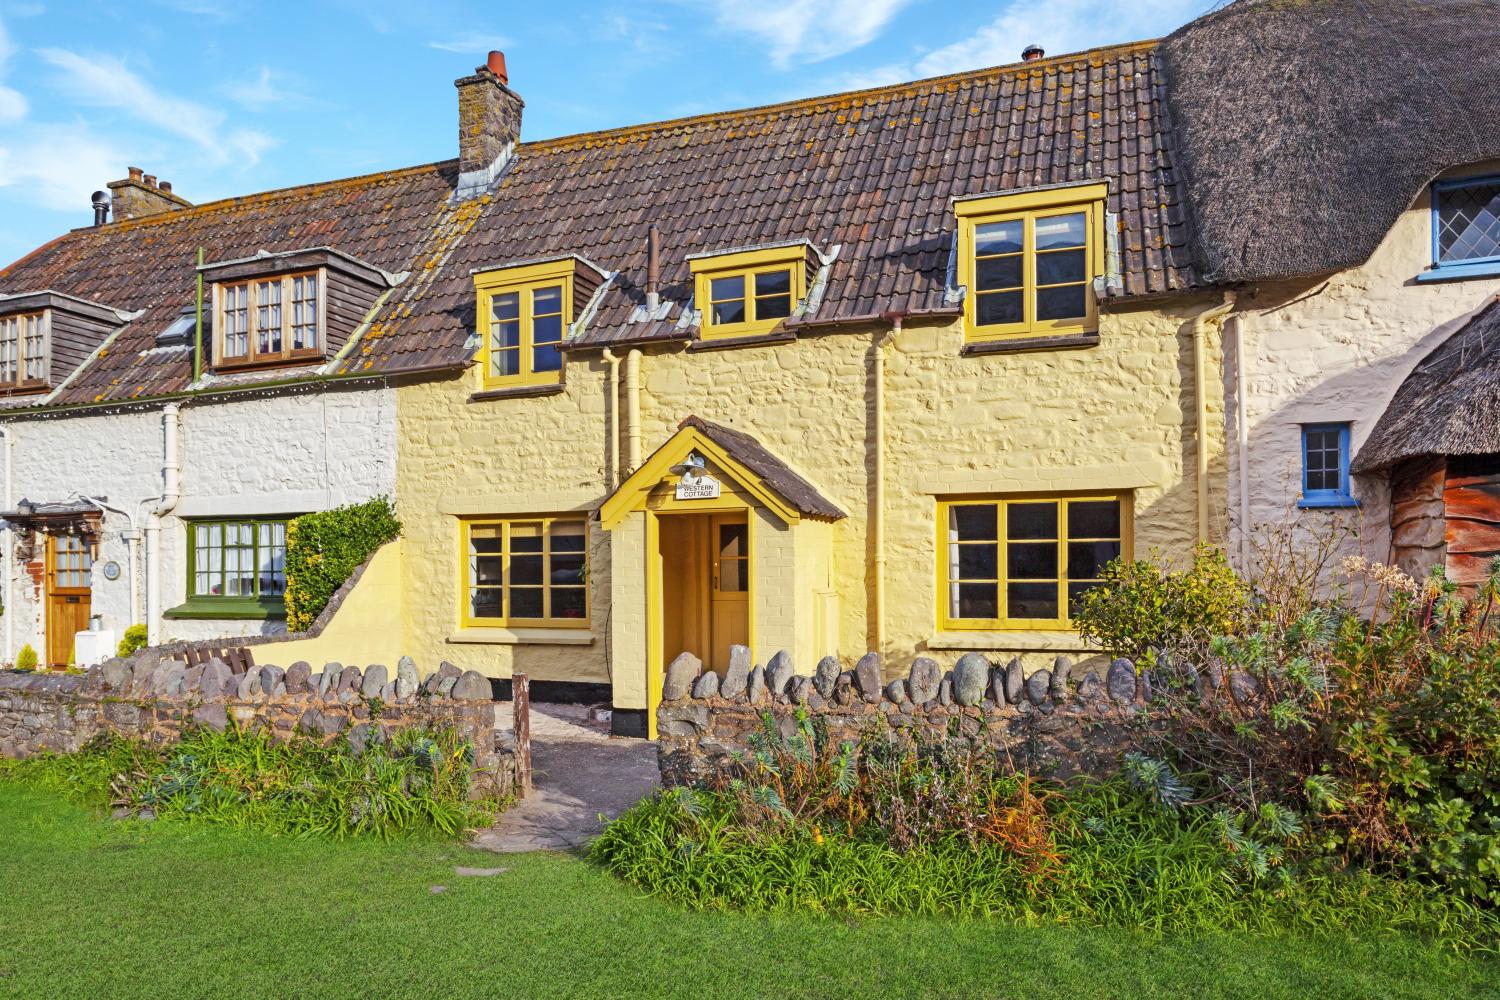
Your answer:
[1435,176,1500,267]
[0,311,48,389]
[486,282,566,385]
[939,496,1125,629]
[1300,423,1355,507]
[956,185,1104,341]
[217,271,321,366]
[690,245,808,341]
[705,267,795,333]
[190,519,288,601]
[51,535,92,590]
[463,517,588,627]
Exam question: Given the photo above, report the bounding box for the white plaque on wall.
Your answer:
[675,472,721,500]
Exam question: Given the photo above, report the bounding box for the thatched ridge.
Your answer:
[1160,0,1500,285]
[1354,299,1500,473]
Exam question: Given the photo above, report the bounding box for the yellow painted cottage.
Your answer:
[385,42,1229,735]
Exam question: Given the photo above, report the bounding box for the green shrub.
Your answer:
[1073,542,1249,664]
[0,723,495,839]
[116,624,148,658]
[589,777,1497,950]
[284,496,401,632]
[14,644,37,672]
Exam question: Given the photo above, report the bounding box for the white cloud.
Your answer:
[705,0,914,68]
[0,122,129,212]
[223,66,311,111]
[834,0,1206,89]
[0,14,27,123]
[428,33,512,55]
[36,47,278,167]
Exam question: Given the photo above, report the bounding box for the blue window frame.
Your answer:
[1299,423,1357,508]
[1420,175,1500,282]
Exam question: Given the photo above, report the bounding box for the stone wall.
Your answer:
[654,647,1247,787]
[0,653,517,798]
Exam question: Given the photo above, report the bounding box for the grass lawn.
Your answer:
[0,784,1495,1000]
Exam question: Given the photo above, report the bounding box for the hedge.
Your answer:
[284,496,402,632]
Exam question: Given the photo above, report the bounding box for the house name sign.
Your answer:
[675,470,721,500]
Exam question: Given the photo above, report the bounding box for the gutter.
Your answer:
[1191,293,1236,544]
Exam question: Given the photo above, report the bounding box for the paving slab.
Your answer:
[471,704,659,854]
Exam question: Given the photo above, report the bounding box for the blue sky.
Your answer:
[0,0,1214,268]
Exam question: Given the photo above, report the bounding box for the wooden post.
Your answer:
[512,673,532,794]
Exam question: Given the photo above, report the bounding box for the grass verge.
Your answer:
[2,782,1498,1000]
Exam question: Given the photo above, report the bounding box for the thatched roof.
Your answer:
[1353,298,1500,472]
[1160,0,1500,285]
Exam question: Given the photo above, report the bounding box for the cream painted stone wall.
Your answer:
[396,293,1224,704]
[0,385,396,664]
[1230,161,1500,574]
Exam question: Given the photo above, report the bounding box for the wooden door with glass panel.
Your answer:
[708,514,749,669]
[46,533,93,668]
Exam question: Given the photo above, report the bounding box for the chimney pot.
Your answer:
[142,174,157,188]
[159,180,172,194]
[485,50,508,85]
[1022,44,1044,62]
[127,166,143,182]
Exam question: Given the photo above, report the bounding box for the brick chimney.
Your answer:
[454,50,523,201]
[106,167,192,222]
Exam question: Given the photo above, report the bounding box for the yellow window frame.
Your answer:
[689,245,807,341]
[474,259,575,389]
[459,515,590,629]
[935,492,1131,632]
[955,183,1107,342]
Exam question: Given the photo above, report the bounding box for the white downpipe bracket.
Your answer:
[145,402,183,646]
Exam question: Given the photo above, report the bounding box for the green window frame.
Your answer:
[167,517,292,620]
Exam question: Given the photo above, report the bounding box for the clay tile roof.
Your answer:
[1160,0,1500,285]
[0,38,1201,407]
[1353,299,1500,474]
[680,415,845,521]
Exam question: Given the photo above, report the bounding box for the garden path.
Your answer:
[470,703,660,854]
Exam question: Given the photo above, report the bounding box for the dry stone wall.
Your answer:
[0,654,516,798]
[657,646,1253,786]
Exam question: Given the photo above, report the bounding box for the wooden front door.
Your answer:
[708,513,749,669]
[46,534,92,668]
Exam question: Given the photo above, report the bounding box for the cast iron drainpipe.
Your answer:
[872,310,905,655]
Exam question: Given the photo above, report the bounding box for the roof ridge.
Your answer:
[61,159,458,240]
[521,39,1160,154]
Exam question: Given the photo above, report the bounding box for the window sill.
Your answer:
[1297,495,1360,509]
[211,355,325,375]
[447,627,595,646]
[961,331,1100,356]
[925,631,1097,653]
[165,598,286,621]
[468,382,565,403]
[1414,261,1500,283]
[687,329,797,352]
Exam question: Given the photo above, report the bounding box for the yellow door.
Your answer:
[709,513,749,669]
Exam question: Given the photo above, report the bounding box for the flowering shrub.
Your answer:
[1108,538,1500,908]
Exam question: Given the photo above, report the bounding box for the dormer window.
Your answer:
[689,243,815,341]
[216,271,322,367]
[199,247,397,373]
[0,311,48,391]
[473,256,608,392]
[954,182,1106,342]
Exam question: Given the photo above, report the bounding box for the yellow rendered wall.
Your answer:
[395,299,1225,692]
[261,541,406,669]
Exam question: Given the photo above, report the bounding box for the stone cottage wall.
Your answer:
[0,653,516,798]
[655,647,1251,786]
